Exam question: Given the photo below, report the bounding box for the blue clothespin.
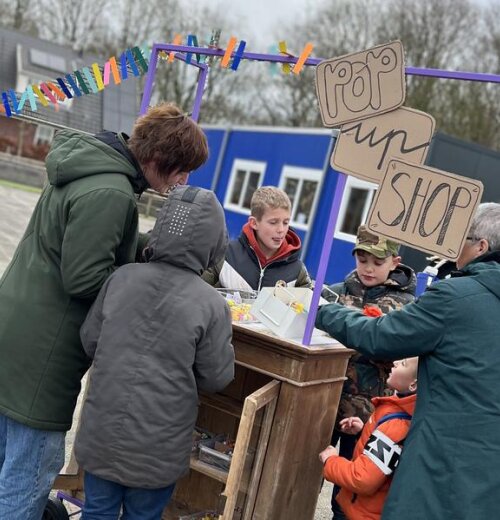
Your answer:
[186,34,199,64]
[230,40,246,71]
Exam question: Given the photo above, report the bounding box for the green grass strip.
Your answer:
[0,179,42,193]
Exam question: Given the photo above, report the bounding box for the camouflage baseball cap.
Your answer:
[352,225,400,259]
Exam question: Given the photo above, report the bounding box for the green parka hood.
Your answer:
[45,130,147,191]
[460,251,500,299]
[0,128,142,431]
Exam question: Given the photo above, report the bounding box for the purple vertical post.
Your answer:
[302,173,347,345]
[139,44,159,115]
[191,65,209,122]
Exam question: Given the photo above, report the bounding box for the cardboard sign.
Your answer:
[366,159,483,260]
[315,41,406,127]
[331,107,435,183]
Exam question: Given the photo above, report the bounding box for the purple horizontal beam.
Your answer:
[152,43,500,84]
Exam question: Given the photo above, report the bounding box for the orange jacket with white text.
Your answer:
[324,393,416,520]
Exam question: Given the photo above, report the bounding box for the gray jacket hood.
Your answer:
[147,186,228,274]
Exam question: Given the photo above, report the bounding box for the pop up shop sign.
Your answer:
[315,41,406,127]
[366,159,483,259]
[331,107,435,184]
[315,40,484,261]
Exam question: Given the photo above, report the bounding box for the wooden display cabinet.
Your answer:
[163,324,352,520]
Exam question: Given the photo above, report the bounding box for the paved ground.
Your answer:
[0,183,333,519]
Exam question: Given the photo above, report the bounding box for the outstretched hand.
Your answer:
[339,416,364,435]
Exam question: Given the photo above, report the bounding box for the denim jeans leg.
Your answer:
[0,413,65,520]
[81,472,124,520]
[121,482,176,520]
[0,413,7,472]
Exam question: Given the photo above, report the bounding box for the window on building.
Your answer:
[33,125,55,146]
[279,166,322,229]
[29,49,67,73]
[225,160,266,213]
[335,176,377,242]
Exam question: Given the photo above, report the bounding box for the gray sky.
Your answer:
[192,0,494,51]
[193,0,312,49]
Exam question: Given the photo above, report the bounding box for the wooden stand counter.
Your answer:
[164,324,353,520]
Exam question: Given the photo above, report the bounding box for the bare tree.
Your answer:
[35,0,113,51]
[254,0,387,127]
[0,0,38,33]
[258,0,500,149]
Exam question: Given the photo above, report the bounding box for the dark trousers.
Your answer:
[82,471,176,520]
[331,429,357,519]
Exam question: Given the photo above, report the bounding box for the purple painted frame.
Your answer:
[140,43,500,346]
[140,49,209,121]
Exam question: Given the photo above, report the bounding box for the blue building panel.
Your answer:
[191,128,226,189]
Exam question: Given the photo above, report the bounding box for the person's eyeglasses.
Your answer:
[466,236,491,251]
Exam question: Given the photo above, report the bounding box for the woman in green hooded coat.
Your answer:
[316,203,500,520]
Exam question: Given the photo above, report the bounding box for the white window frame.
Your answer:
[33,124,55,146]
[224,159,266,214]
[279,165,322,230]
[335,176,378,242]
[29,48,67,73]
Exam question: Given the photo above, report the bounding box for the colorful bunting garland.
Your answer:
[0,45,149,118]
[0,34,313,118]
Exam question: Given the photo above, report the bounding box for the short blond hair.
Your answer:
[251,186,291,220]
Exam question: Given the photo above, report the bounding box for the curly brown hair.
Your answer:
[128,102,208,177]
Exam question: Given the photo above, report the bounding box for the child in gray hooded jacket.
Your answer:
[75,186,234,520]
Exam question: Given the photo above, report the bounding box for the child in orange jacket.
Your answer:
[319,357,418,520]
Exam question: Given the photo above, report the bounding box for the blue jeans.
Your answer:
[0,412,65,520]
[82,471,176,520]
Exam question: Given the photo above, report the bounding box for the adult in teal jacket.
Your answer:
[0,103,208,520]
[316,202,500,520]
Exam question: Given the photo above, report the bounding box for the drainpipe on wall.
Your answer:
[17,121,25,157]
[301,129,338,261]
[210,126,231,193]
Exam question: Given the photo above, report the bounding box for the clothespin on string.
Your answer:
[292,42,313,74]
[278,40,292,74]
[207,29,222,66]
[185,34,201,64]
[103,57,121,87]
[168,34,183,63]
[221,36,246,70]
[268,44,279,76]
[91,63,105,91]
[230,39,246,71]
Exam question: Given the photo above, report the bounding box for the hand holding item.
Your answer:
[362,305,384,318]
[339,416,364,435]
[319,445,338,464]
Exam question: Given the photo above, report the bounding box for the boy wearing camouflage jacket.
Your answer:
[322,225,416,519]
